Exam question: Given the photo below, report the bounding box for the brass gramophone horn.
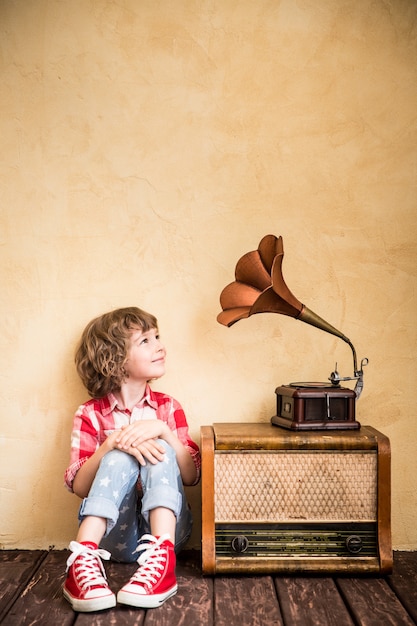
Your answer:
[217,234,362,377]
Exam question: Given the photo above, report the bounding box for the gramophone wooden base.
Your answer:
[271,414,360,430]
[273,384,359,431]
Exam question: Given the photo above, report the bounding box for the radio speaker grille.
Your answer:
[214,451,376,522]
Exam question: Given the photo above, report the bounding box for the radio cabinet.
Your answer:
[201,422,392,574]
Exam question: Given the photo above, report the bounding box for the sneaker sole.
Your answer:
[117,584,178,608]
[63,587,117,612]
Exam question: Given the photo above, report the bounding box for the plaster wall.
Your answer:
[1,0,416,550]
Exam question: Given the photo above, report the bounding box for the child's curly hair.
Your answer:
[75,306,158,398]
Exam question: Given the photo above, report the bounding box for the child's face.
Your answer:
[124,327,166,383]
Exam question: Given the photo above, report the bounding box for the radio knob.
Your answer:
[231,535,249,553]
[346,535,363,554]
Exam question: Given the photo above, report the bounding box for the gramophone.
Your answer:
[217,234,368,430]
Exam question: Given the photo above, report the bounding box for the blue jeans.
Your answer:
[77,439,193,562]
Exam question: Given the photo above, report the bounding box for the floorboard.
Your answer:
[214,576,283,626]
[388,552,417,623]
[0,550,48,624]
[337,577,415,626]
[275,576,354,626]
[143,571,212,626]
[1,551,73,626]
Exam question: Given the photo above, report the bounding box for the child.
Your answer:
[63,306,201,612]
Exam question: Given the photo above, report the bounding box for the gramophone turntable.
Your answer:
[217,234,368,430]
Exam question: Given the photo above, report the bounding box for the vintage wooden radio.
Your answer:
[201,422,392,575]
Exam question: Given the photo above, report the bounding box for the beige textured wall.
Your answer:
[1,0,416,551]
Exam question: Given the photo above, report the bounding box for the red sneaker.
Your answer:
[63,541,116,612]
[117,534,177,608]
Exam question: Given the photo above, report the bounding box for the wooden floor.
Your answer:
[0,550,416,625]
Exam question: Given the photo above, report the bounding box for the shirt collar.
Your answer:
[105,384,158,413]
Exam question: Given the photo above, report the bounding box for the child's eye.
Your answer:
[140,338,148,345]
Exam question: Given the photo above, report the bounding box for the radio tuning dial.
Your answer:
[346,535,363,554]
[231,535,249,553]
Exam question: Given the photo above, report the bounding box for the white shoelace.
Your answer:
[130,533,171,587]
[66,541,111,590]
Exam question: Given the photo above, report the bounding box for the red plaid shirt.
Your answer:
[64,384,200,492]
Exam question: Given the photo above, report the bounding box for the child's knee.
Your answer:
[100,449,139,476]
[156,439,176,460]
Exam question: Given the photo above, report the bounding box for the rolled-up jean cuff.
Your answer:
[141,486,182,523]
[78,496,120,536]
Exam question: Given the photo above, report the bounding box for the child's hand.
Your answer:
[105,428,166,466]
[115,420,167,451]
[126,439,166,466]
[104,430,124,450]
